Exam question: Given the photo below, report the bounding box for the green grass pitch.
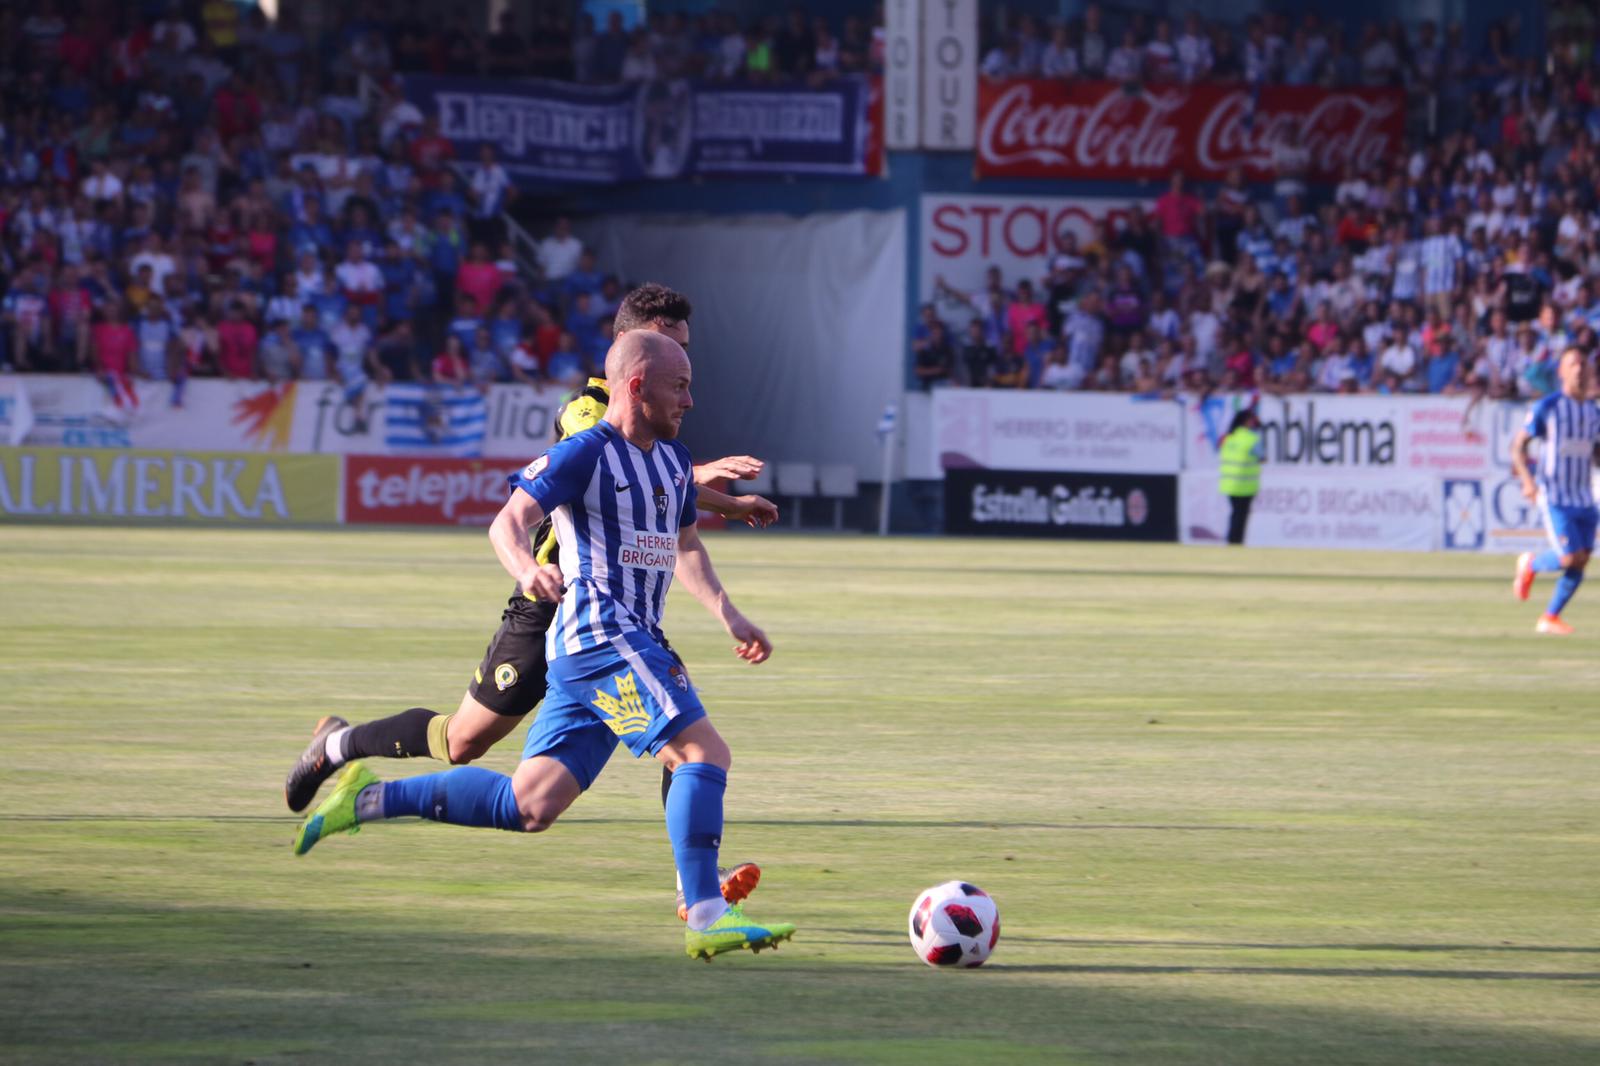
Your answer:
[2,526,1598,1064]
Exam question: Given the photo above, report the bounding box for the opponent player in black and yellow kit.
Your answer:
[284,284,776,917]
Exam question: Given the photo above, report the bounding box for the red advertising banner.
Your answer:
[344,455,525,526]
[976,80,1403,182]
[343,454,733,529]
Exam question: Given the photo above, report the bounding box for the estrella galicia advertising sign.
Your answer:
[944,467,1177,541]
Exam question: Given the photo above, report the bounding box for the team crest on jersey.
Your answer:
[494,663,519,691]
[523,455,549,480]
[653,486,669,518]
[668,665,689,691]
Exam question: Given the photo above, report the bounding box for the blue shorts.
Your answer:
[1542,502,1599,555]
[520,631,706,791]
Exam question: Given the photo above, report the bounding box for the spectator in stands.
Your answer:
[508,331,543,386]
[432,335,469,386]
[467,324,505,387]
[536,217,583,282]
[330,304,376,428]
[336,242,383,312]
[215,300,259,380]
[546,330,587,388]
[957,318,997,387]
[468,145,513,246]
[913,317,955,390]
[375,319,424,383]
[292,303,331,381]
[258,318,300,383]
[1154,172,1205,252]
[456,244,505,326]
[90,301,137,397]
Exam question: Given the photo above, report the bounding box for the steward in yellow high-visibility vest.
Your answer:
[1218,409,1263,546]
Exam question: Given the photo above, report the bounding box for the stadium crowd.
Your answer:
[0,0,885,408]
[1,0,1593,410]
[918,8,1600,400]
[978,4,1529,96]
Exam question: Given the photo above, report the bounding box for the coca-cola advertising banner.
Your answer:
[976,80,1403,182]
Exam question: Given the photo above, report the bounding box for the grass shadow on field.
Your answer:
[2,889,1599,1066]
[1009,937,1600,955]
[5,814,1269,832]
[998,964,1600,981]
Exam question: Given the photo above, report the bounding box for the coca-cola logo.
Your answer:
[978,80,1401,180]
[1196,91,1396,175]
[978,83,1182,171]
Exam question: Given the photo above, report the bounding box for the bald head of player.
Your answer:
[604,329,692,444]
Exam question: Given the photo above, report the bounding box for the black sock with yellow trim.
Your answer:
[340,707,440,761]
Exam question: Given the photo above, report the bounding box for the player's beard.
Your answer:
[643,402,683,440]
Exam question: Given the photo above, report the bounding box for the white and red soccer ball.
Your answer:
[908,881,1000,968]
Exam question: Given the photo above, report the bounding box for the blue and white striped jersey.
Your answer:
[510,421,699,659]
[1419,233,1462,294]
[1525,392,1600,509]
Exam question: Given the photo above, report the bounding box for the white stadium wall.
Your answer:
[579,209,909,479]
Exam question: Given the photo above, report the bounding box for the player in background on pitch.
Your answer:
[284,284,773,919]
[1511,347,1600,635]
[293,330,796,960]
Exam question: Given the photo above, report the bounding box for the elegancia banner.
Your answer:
[404,74,880,185]
[933,388,1183,474]
[1179,469,1440,552]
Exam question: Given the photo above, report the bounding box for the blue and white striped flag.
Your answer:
[383,383,488,457]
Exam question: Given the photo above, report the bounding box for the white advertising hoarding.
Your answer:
[932,387,1183,474]
[0,375,567,461]
[1180,469,1441,552]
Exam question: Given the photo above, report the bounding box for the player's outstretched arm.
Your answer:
[695,485,779,527]
[489,487,563,601]
[674,523,772,664]
[694,455,764,483]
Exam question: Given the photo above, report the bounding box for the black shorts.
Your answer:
[465,594,684,717]
[468,597,558,716]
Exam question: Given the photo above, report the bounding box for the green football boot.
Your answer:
[293,762,378,856]
[684,904,795,961]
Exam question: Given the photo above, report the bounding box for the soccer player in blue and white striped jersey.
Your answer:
[294,329,796,959]
[1511,348,1600,634]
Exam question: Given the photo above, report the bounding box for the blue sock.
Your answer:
[1546,568,1585,618]
[665,763,726,911]
[377,767,523,831]
[1531,550,1563,572]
